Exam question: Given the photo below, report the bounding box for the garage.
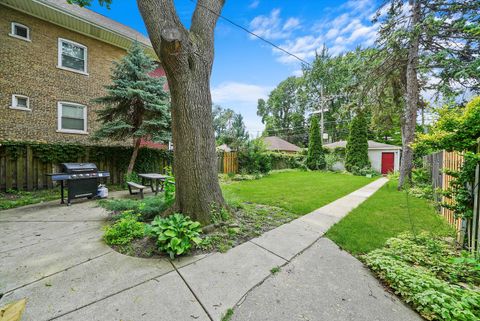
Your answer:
[324,140,402,174]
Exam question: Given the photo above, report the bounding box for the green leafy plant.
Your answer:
[364,233,480,321]
[163,166,175,205]
[147,213,202,258]
[103,212,145,245]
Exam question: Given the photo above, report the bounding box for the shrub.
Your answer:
[325,153,341,171]
[349,166,378,177]
[269,152,306,170]
[100,194,171,221]
[103,212,145,245]
[306,115,326,170]
[147,213,203,258]
[345,112,370,172]
[364,233,480,321]
[238,139,272,174]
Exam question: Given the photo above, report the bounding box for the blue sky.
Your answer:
[87,0,380,136]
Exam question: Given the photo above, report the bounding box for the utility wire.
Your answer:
[189,0,312,67]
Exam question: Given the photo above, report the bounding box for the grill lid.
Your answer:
[61,163,98,173]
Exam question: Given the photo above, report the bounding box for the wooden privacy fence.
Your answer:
[424,150,480,254]
[217,152,238,174]
[439,151,464,233]
[0,145,171,191]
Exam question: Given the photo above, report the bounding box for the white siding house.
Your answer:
[324,140,402,174]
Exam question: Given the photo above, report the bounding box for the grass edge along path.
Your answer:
[222,170,376,215]
[326,179,454,255]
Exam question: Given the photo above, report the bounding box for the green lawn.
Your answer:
[222,170,375,215]
[326,180,454,255]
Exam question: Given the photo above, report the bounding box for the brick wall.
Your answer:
[0,5,134,146]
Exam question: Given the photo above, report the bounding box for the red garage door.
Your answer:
[381,152,395,174]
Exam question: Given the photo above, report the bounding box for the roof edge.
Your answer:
[1,0,158,60]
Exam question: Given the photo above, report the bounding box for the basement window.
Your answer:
[58,38,88,75]
[9,22,30,41]
[57,102,88,134]
[10,94,30,111]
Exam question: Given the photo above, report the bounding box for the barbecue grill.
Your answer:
[47,163,110,205]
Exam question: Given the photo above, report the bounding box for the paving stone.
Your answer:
[250,219,321,261]
[1,252,172,321]
[55,271,210,321]
[232,238,422,321]
[0,221,101,253]
[178,241,286,321]
[0,228,109,293]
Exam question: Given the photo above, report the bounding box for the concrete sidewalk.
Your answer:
[0,177,420,321]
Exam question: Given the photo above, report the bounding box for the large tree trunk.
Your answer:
[398,0,421,189]
[138,0,226,224]
[127,137,142,175]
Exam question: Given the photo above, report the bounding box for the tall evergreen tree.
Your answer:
[92,41,170,175]
[345,112,370,172]
[306,115,325,170]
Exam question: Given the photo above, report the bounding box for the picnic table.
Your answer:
[138,173,172,195]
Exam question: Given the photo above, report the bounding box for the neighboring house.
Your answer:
[324,140,402,174]
[0,0,163,146]
[261,136,302,153]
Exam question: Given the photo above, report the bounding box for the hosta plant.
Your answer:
[147,213,202,258]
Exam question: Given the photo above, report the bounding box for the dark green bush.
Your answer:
[238,140,272,174]
[103,212,145,245]
[345,112,370,172]
[306,115,326,170]
[268,152,306,170]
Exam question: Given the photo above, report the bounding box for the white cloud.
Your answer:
[249,9,301,40]
[249,0,260,9]
[211,82,272,104]
[248,1,380,66]
[283,17,301,31]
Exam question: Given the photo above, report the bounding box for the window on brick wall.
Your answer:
[10,94,30,111]
[58,38,88,74]
[9,22,30,41]
[57,102,87,134]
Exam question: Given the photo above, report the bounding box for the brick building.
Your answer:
[0,0,164,146]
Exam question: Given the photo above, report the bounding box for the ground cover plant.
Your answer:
[222,170,374,215]
[0,189,61,210]
[326,180,453,254]
[364,233,480,321]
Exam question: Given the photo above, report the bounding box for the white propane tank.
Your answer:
[97,184,108,198]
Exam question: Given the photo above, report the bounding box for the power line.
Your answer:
[189,0,311,67]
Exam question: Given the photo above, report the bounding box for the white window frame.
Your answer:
[57,101,88,134]
[10,94,31,111]
[9,22,31,42]
[57,38,88,75]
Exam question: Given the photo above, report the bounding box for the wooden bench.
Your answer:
[127,181,146,199]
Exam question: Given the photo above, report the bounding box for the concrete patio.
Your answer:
[0,177,420,321]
